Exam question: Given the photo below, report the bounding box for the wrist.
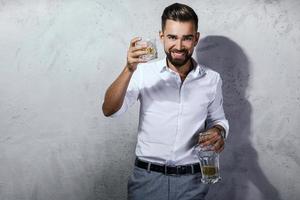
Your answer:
[213,125,226,139]
[125,64,136,73]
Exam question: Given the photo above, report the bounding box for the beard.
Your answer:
[165,48,192,68]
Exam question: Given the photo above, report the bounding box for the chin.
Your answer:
[172,60,186,67]
[165,51,191,67]
[171,57,190,67]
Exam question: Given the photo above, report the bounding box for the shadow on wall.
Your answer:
[196,36,282,200]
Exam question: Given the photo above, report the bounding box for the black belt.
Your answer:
[135,158,201,175]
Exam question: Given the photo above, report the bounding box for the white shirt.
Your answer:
[110,58,229,165]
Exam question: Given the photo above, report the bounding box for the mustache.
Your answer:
[170,49,188,53]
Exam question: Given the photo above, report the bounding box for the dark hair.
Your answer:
[161,3,198,31]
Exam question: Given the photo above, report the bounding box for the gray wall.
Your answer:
[0,0,299,200]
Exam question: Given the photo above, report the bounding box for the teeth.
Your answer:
[172,52,184,56]
[173,52,184,54]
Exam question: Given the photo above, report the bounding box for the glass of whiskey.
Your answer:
[135,38,157,62]
[193,132,222,184]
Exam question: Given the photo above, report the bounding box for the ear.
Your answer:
[159,31,164,43]
[194,32,200,47]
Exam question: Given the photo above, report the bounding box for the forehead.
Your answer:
[163,19,196,35]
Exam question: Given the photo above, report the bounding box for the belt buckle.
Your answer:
[164,165,179,176]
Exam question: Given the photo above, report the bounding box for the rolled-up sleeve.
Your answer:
[108,67,141,118]
[206,75,229,138]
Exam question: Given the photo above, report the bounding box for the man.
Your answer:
[102,3,229,200]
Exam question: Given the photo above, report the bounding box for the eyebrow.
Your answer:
[183,34,194,38]
[166,34,194,38]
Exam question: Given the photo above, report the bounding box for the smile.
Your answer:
[171,51,186,59]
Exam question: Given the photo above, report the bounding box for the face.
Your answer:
[160,19,200,68]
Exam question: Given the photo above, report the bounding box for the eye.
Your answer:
[183,36,193,41]
[167,35,177,40]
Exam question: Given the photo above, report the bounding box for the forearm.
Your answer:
[102,37,147,117]
[102,66,134,116]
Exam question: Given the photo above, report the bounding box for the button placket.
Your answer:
[171,79,189,161]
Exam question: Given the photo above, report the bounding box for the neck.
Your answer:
[166,58,193,78]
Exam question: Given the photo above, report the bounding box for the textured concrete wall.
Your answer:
[0,0,299,200]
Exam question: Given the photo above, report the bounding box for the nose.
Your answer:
[175,39,183,50]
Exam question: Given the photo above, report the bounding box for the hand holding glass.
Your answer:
[135,38,157,62]
[193,132,221,184]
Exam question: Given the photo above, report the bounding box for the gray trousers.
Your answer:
[127,165,210,200]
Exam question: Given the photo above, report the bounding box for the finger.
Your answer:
[216,145,224,153]
[130,37,142,47]
[198,133,214,144]
[199,129,221,144]
[128,57,147,64]
[206,129,220,138]
[130,45,147,53]
[209,134,221,145]
[130,50,148,58]
[200,138,215,147]
[198,137,207,144]
[213,139,224,153]
[215,144,224,153]
[199,133,221,147]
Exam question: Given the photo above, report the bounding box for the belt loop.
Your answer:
[176,165,180,175]
[164,164,167,175]
[147,162,151,172]
[191,164,195,174]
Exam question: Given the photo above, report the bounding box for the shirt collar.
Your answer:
[157,57,206,78]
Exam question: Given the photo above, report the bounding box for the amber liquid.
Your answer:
[146,46,156,55]
[140,46,157,61]
[201,165,218,176]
